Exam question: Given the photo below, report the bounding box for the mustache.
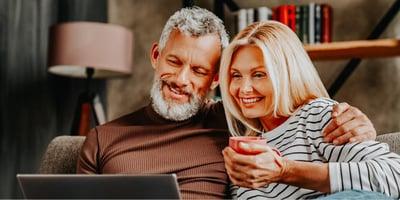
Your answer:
[160,79,192,96]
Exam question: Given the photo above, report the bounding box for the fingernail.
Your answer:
[333,140,338,145]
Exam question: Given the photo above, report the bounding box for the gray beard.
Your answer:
[150,77,204,121]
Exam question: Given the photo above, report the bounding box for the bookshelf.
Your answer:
[209,0,400,96]
[305,39,400,60]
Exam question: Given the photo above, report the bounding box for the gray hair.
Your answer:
[158,6,229,51]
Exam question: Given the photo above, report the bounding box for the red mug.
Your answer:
[229,136,268,155]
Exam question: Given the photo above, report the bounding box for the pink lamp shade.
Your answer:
[48,22,133,78]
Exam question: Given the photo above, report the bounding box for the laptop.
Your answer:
[17,174,181,199]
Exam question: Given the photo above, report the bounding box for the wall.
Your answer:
[107,0,400,134]
[0,0,107,197]
[107,0,181,119]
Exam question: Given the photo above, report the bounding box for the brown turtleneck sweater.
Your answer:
[77,101,230,199]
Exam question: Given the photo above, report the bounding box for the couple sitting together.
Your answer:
[77,7,400,199]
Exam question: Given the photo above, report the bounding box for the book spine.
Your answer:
[266,7,273,20]
[287,5,296,32]
[322,4,332,43]
[272,6,279,21]
[308,3,315,44]
[257,7,272,22]
[295,6,302,40]
[276,6,286,23]
[301,5,309,44]
[315,4,322,44]
[247,8,255,25]
[236,9,247,33]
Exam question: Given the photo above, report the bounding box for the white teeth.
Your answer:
[241,97,262,104]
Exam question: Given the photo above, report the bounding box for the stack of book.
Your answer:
[234,3,332,44]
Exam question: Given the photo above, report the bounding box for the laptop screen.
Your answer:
[17,174,181,199]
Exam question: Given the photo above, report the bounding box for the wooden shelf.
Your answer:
[305,39,400,60]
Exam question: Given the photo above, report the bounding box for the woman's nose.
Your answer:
[240,78,253,94]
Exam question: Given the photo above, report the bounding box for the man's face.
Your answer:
[150,29,221,121]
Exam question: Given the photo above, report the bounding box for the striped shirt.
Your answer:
[231,98,400,199]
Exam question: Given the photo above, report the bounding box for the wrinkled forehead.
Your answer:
[163,30,222,70]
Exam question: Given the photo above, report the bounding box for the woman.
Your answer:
[219,21,400,199]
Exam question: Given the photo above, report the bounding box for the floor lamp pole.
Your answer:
[71,67,99,136]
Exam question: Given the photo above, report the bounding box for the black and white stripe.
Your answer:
[232,98,400,199]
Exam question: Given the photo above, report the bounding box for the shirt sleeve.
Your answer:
[229,184,239,200]
[325,141,400,198]
[306,100,400,198]
[312,103,400,198]
[76,128,100,174]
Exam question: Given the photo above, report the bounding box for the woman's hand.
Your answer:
[222,142,287,189]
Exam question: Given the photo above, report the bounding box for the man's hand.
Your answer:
[222,143,286,189]
[323,102,376,145]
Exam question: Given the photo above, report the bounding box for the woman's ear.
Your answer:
[210,73,219,90]
[150,43,160,69]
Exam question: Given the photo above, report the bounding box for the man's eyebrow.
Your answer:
[192,64,211,72]
[166,55,180,60]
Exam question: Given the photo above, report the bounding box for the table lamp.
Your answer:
[48,22,133,136]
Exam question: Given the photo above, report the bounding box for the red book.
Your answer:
[287,5,296,32]
[274,5,296,32]
[272,7,279,21]
[321,4,332,43]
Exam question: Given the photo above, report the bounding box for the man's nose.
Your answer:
[176,65,190,87]
[240,78,253,94]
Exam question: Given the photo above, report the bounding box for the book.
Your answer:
[274,5,296,31]
[315,4,322,43]
[322,4,332,43]
[295,6,302,40]
[287,5,296,32]
[301,5,309,44]
[235,8,247,33]
[247,8,255,25]
[309,3,316,44]
[272,6,278,21]
[257,7,272,22]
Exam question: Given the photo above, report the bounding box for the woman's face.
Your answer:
[229,45,273,119]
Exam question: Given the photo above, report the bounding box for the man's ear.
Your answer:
[210,73,219,90]
[150,43,160,69]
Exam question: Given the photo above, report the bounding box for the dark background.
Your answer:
[0,0,107,197]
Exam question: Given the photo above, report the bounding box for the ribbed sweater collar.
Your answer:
[144,103,201,125]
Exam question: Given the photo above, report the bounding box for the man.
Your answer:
[77,7,376,199]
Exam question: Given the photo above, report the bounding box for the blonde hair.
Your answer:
[219,21,329,136]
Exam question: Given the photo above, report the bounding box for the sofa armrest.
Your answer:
[376,132,400,155]
[38,136,86,174]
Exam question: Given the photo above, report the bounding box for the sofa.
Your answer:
[38,132,400,174]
